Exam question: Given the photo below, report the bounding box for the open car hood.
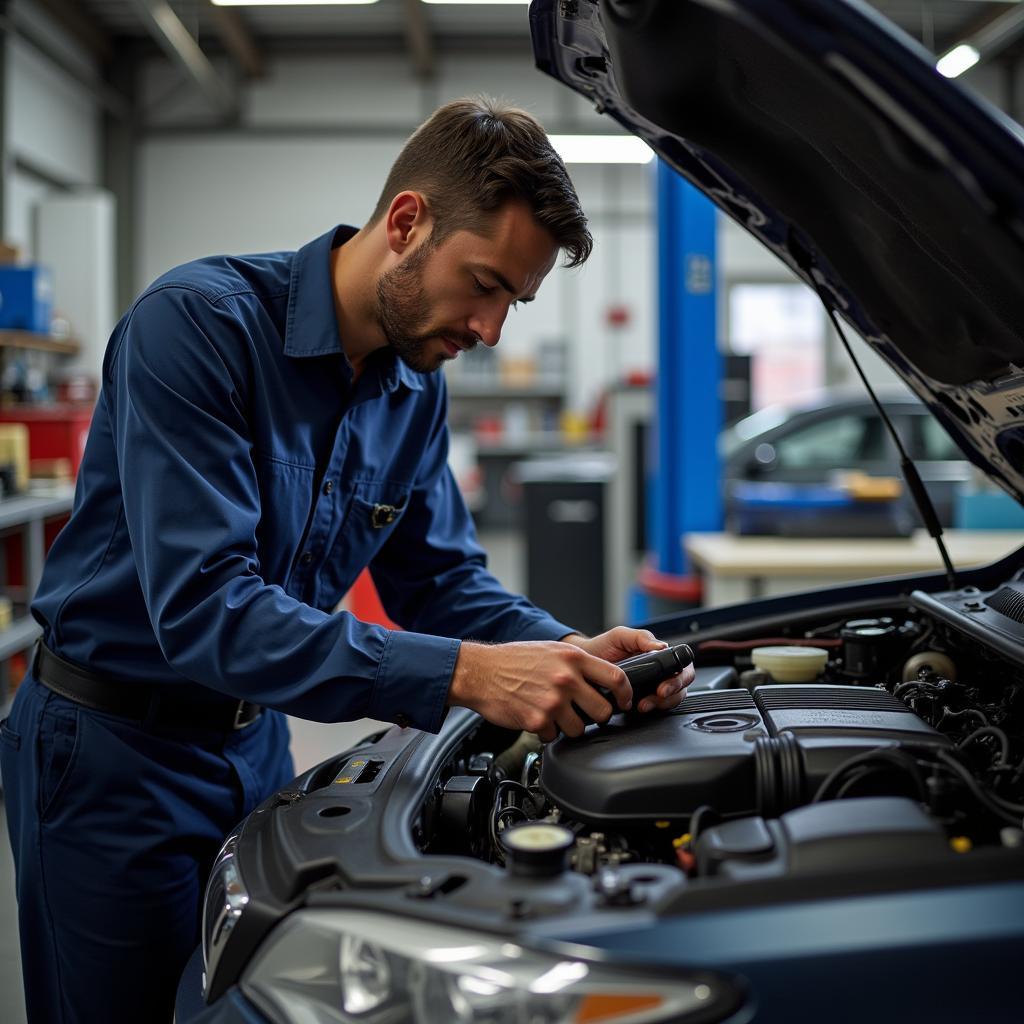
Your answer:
[531,0,1024,503]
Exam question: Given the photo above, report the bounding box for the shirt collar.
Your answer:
[283,224,424,393]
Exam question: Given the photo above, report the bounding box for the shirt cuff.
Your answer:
[367,630,461,733]
[508,615,578,643]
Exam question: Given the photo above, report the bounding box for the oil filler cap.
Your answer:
[500,823,575,878]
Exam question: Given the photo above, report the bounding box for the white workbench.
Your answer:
[684,530,1024,607]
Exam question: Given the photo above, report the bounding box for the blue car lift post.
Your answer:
[631,160,722,621]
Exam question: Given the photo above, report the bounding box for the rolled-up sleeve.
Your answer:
[108,287,460,731]
[369,375,577,650]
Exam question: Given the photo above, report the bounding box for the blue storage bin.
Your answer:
[0,266,54,333]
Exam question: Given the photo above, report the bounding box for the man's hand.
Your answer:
[447,639,633,742]
[563,627,694,713]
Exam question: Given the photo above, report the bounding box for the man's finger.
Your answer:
[537,722,558,743]
[640,629,669,651]
[608,626,666,656]
[570,684,617,726]
[577,651,632,710]
[576,648,630,685]
[655,677,688,709]
[662,664,696,695]
[634,672,690,713]
[555,705,587,739]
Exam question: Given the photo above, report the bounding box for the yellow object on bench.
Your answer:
[834,470,902,501]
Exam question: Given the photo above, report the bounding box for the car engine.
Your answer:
[419,576,1024,884]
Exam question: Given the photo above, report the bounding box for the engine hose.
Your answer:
[698,638,843,652]
[492,731,543,781]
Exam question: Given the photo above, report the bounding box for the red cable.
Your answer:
[697,637,843,652]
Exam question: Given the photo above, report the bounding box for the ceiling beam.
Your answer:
[120,31,533,63]
[130,0,235,115]
[935,2,1021,57]
[206,2,265,79]
[34,0,111,62]
[402,0,436,79]
[968,5,1024,63]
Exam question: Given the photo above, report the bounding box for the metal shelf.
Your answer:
[0,489,75,531]
[0,489,74,692]
[447,380,565,400]
[475,433,600,455]
[0,330,80,355]
[0,616,40,661]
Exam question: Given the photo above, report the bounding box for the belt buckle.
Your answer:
[233,701,258,730]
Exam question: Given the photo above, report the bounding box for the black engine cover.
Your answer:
[540,685,948,825]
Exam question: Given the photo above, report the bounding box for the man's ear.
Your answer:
[384,191,431,255]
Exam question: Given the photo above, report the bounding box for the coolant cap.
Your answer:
[500,823,575,878]
[751,646,829,683]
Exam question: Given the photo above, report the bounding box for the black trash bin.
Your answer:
[516,453,616,637]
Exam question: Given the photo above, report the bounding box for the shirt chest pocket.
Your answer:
[332,480,411,577]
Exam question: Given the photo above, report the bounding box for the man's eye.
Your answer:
[472,277,496,295]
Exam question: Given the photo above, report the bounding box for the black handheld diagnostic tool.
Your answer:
[578,642,695,726]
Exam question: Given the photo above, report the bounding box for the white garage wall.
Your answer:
[4,1,103,253]
[1,1,113,377]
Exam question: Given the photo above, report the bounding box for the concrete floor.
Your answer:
[0,529,523,1021]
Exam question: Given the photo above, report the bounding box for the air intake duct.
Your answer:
[753,733,804,817]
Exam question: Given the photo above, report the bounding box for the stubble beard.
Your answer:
[375,241,450,374]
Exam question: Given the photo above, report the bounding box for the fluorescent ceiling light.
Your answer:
[936,44,980,79]
[550,135,654,165]
[210,1,379,6]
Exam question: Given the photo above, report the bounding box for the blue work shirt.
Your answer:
[32,225,574,732]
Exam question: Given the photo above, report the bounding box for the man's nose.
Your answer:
[468,306,508,348]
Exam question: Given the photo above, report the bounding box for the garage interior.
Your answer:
[1,1,1024,1020]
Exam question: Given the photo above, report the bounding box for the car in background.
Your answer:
[722,388,971,528]
[177,2,1024,1022]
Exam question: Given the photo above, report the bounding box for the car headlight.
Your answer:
[241,909,744,1023]
[202,832,248,995]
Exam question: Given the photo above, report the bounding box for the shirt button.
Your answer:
[300,552,314,565]
[395,713,410,728]
[323,480,334,495]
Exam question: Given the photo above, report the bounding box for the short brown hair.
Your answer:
[370,97,592,267]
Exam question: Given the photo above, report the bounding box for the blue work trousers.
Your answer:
[0,672,295,1024]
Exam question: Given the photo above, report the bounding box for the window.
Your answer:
[728,283,824,409]
[919,416,961,461]
[775,414,885,469]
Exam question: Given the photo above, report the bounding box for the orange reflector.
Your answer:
[574,994,664,1022]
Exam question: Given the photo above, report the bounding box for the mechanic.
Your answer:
[0,98,691,1024]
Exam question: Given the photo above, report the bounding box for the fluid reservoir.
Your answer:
[751,646,829,682]
[841,618,900,678]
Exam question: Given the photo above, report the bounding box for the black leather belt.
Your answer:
[34,643,262,732]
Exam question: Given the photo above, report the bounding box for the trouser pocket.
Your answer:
[37,703,82,822]
[0,720,22,798]
[0,720,20,750]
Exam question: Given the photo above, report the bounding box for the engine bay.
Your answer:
[417,576,1024,886]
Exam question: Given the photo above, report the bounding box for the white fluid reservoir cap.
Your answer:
[751,646,829,683]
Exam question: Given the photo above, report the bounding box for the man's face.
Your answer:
[374,200,559,374]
